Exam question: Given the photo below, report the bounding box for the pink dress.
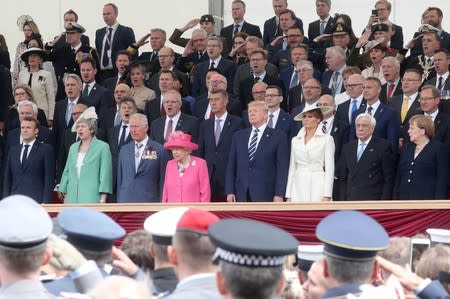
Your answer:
[162,156,211,202]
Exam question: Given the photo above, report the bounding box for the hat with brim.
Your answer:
[200,14,215,24]
[371,23,389,33]
[419,24,439,34]
[296,244,324,272]
[71,106,97,132]
[21,47,47,62]
[294,105,334,121]
[364,38,388,53]
[65,22,86,34]
[164,131,198,151]
[426,228,450,245]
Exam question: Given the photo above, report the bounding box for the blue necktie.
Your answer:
[248,129,259,162]
[357,142,366,162]
[350,99,357,124]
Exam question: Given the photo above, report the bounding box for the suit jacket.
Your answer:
[53,98,88,153]
[198,114,244,197]
[4,107,48,133]
[193,94,242,122]
[59,137,112,203]
[394,140,448,200]
[3,142,55,203]
[192,57,236,97]
[146,69,189,96]
[136,50,161,78]
[330,118,350,162]
[410,30,450,58]
[335,98,367,126]
[233,62,279,97]
[380,81,403,104]
[426,75,450,115]
[149,113,199,145]
[225,127,289,201]
[164,273,221,299]
[388,94,422,140]
[175,50,208,74]
[263,16,304,46]
[434,112,450,148]
[288,84,332,113]
[336,137,394,200]
[162,156,210,202]
[5,126,55,157]
[322,70,345,95]
[274,109,298,140]
[95,24,136,70]
[220,21,262,55]
[308,17,334,41]
[83,83,112,115]
[117,138,167,202]
[238,74,285,109]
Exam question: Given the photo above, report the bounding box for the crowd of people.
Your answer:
[0,0,449,203]
[1,194,450,299]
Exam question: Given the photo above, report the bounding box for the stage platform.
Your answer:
[44,201,450,243]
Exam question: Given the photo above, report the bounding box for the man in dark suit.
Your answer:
[380,56,402,103]
[264,85,298,139]
[238,48,285,109]
[290,78,323,118]
[101,50,132,104]
[95,3,135,81]
[388,69,423,145]
[150,90,199,145]
[356,77,400,157]
[3,118,55,203]
[53,9,90,51]
[409,7,450,58]
[193,71,242,122]
[198,90,244,202]
[425,48,450,114]
[288,60,331,113]
[46,22,99,101]
[131,28,167,78]
[220,0,262,56]
[263,2,303,46]
[175,29,209,74]
[226,100,289,202]
[308,0,334,49]
[233,36,279,97]
[145,47,188,96]
[99,83,131,130]
[5,101,55,157]
[322,46,347,97]
[336,113,394,200]
[53,74,88,156]
[106,97,136,202]
[192,36,236,97]
[80,57,112,115]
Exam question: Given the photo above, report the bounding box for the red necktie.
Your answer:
[387,83,395,98]
[160,103,166,116]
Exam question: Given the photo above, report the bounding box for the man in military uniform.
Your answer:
[0,195,54,298]
[46,22,99,101]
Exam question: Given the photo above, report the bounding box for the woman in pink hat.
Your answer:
[162,131,210,202]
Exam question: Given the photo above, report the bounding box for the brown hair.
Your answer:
[416,244,450,280]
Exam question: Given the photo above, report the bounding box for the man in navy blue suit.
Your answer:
[264,85,298,139]
[80,57,112,115]
[198,90,244,202]
[322,46,347,97]
[357,77,400,157]
[226,101,289,202]
[192,36,236,97]
[95,3,135,81]
[263,0,303,46]
[3,118,55,203]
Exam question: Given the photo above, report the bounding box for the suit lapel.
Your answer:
[218,115,233,147]
[255,127,272,158]
[22,142,39,170]
[405,95,421,120]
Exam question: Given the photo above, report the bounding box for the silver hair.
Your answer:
[77,117,97,136]
[356,113,377,128]
[163,89,182,104]
[18,100,38,115]
[382,56,400,69]
[63,73,82,86]
[296,60,313,69]
[130,113,148,126]
[150,28,166,40]
[326,46,346,61]
[192,28,207,38]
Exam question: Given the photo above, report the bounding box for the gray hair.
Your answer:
[382,56,400,69]
[151,28,166,40]
[356,113,377,128]
[163,89,182,104]
[316,0,331,7]
[220,261,283,299]
[63,73,82,86]
[18,100,38,115]
[207,35,223,48]
[130,113,148,126]
[192,28,207,38]
[326,255,375,284]
[326,46,346,61]
[77,117,97,136]
[296,60,313,69]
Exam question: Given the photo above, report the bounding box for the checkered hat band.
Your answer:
[213,248,286,267]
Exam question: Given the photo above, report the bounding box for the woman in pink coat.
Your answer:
[162,131,211,202]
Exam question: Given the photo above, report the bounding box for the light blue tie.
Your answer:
[66,101,74,126]
[357,142,366,162]
[350,99,357,124]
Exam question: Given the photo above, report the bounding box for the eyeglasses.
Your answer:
[303,86,320,90]
[345,83,363,89]
[252,91,266,95]
[419,97,436,101]
[208,80,225,84]
[287,34,302,38]
[296,68,312,73]
[15,92,26,96]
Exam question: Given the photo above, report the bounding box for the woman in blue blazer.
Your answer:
[394,115,448,200]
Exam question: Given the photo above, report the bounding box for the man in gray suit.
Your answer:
[117,113,167,202]
[165,208,221,299]
[0,195,54,299]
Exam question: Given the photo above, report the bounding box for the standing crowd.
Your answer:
[0,0,449,203]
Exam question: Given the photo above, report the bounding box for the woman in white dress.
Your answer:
[286,105,335,202]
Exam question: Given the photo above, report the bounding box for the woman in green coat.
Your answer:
[59,107,112,203]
